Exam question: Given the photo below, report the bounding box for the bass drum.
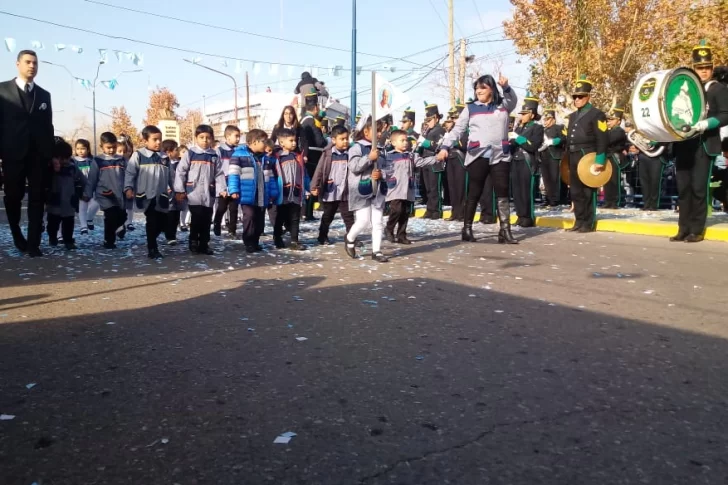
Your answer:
[560,152,570,185]
[630,67,706,142]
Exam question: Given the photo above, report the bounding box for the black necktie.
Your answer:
[24,84,31,94]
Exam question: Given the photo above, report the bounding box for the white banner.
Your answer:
[372,72,410,121]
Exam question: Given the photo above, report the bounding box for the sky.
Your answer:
[0,0,530,138]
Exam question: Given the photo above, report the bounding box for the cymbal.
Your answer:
[577,152,612,188]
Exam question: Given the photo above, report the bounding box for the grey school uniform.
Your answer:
[48,163,87,218]
[173,145,227,208]
[347,140,387,211]
[84,154,126,210]
[277,150,306,205]
[124,148,175,213]
[440,87,519,166]
[321,147,348,202]
[382,151,440,202]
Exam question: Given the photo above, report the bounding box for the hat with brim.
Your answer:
[401,107,416,123]
[607,107,625,120]
[577,152,613,188]
[519,94,540,120]
[424,101,441,119]
[571,75,593,97]
[543,109,556,119]
[692,39,713,67]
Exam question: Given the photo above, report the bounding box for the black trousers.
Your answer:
[479,174,495,221]
[241,205,265,246]
[386,199,411,238]
[304,162,318,219]
[189,205,213,248]
[603,156,622,206]
[446,159,467,219]
[166,209,180,241]
[540,153,561,206]
[2,154,50,249]
[511,158,535,221]
[418,169,428,204]
[639,158,664,210]
[675,146,713,235]
[569,151,596,229]
[319,200,355,240]
[422,169,443,215]
[46,213,74,244]
[103,206,127,244]
[274,203,302,242]
[214,195,239,234]
[465,158,510,223]
[144,200,167,251]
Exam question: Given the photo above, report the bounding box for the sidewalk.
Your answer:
[411,206,728,242]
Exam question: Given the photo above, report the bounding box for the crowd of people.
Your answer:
[1,41,727,260]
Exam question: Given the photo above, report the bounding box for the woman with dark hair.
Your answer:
[271,105,302,144]
[438,73,518,243]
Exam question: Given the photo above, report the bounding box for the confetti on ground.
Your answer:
[105,321,116,325]
[0,414,15,420]
[494,310,504,313]
[25,383,36,390]
[295,337,308,342]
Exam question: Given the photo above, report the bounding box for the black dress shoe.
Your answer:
[27,247,43,258]
[566,224,582,232]
[669,232,688,242]
[197,246,215,255]
[479,216,496,224]
[519,218,535,228]
[11,229,28,252]
[371,252,389,262]
[396,236,412,245]
[317,237,332,246]
[274,237,286,249]
[576,226,594,233]
[685,234,704,243]
[148,248,164,259]
[289,242,307,251]
[213,223,222,237]
[384,229,396,243]
[103,241,117,249]
[344,236,357,259]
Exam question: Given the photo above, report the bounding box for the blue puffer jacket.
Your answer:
[228,145,283,207]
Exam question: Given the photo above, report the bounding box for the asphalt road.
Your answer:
[1,217,727,485]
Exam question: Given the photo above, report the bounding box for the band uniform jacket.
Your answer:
[564,104,609,160]
[511,121,544,172]
[421,124,447,172]
[0,80,54,162]
[543,124,565,160]
[674,80,728,158]
[606,126,628,165]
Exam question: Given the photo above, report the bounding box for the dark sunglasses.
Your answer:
[572,95,587,100]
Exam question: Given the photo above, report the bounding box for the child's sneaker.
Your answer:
[371,252,389,263]
[87,222,95,230]
[80,228,88,235]
[167,239,178,246]
[65,241,77,250]
[179,224,189,232]
[148,248,164,259]
[116,227,127,240]
[289,242,307,251]
[274,237,285,249]
[127,224,135,232]
[103,241,116,249]
[197,245,214,255]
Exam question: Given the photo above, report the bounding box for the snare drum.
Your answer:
[630,67,706,142]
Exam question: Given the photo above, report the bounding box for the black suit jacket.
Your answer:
[0,79,54,163]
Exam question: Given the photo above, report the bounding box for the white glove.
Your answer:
[715,155,727,170]
[508,131,518,141]
[417,135,426,144]
[691,119,710,133]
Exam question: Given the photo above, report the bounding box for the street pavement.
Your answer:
[1,216,727,485]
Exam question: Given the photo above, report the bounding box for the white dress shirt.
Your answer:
[15,78,35,92]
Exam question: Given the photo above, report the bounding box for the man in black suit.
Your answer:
[0,50,54,257]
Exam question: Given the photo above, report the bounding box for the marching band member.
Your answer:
[671,40,728,242]
[419,102,447,219]
[509,94,544,227]
[445,100,468,221]
[603,103,628,209]
[564,75,609,233]
[538,109,565,208]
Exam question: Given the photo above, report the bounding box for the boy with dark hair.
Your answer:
[161,139,182,244]
[84,132,127,249]
[272,128,307,250]
[174,124,227,255]
[311,124,355,245]
[228,129,282,253]
[125,125,173,259]
[300,89,327,221]
[383,130,440,244]
[47,137,87,250]
[213,125,241,237]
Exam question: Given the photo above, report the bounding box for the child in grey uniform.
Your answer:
[383,130,440,244]
[124,125,173,259]
[47,138,87,250]
[116,135,136,232]
[174,124,227,255]
[73,138,98,234]
[273,128,307,250]
[85,132,128,249]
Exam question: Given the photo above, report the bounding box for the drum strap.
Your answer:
[705,80,717,91]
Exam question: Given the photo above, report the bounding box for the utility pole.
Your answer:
[350,0,357,128]
[245,71,251,130]
[458,38,466,103]
[448,0,455,106]
[183,59,238,124]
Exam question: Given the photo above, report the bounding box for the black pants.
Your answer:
[189,205,213,249]
[540,153,561,206]
[569,151,596,229]
[144,200,168,251]
[479,174,495,221]
[422,169,443,215]
[386,199,411,238]
[242,205,265,246]
[46,213,74,244]
[274,203,302,242]
[103,206,127,244]
[639,158,664,210]
[675,146,713,235]
[304,162,318,219]
[166,209,180,241]
[2,155,50,249]
[319,200,355,240]
[511,158,535,222]
[464,158,510,223]
[713,167,728,211]
[446,159,467,219]
[418,169,428,204]
[214,195,239,234]
[603,156,622,206]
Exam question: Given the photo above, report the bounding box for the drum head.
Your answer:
[663,68,704,133]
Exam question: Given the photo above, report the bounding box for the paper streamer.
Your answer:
[220,59,228,68]
[30,40,44,50]
[235,60,242,73]
[114,50,123,62]
[101,79,118,90]
[99,49,108,63]
[191,57,202,64]
[4,38,16,52]
[71,45,83,54]
[75,78,91,90]
[132,53,143,67]
[269,63,278,75]
[253,62,261,75]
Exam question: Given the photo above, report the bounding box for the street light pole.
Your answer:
[184,59,239,124]
[350,0,357,127]
[92,60,104,155]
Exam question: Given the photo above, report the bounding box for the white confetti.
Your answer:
[25,383,36,390]
[643,290,654,295]
[105,321,116,325]
[295,337,308,342]
[494,310,504,313]
[161,438,169,444]
[0,414,15,420]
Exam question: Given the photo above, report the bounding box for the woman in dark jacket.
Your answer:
[270,105,303,147]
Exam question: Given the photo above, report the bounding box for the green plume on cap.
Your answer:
[578,74,588,81]
[423,101,428,106]
[699,39,708,46]
[467,97,474,103]
[456,98,461,104]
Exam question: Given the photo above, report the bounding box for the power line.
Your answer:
[428,0,448,29]
[471,0,488,33]
[0,10,444,73]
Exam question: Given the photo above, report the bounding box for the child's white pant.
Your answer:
[348,205,383,253]
[79,199,100,228]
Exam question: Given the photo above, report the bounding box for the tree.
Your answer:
[110,106,141,146]
[503,0,727,114]
[179,108,204,146]
[66,116,93,143]
[144,87,180,127]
